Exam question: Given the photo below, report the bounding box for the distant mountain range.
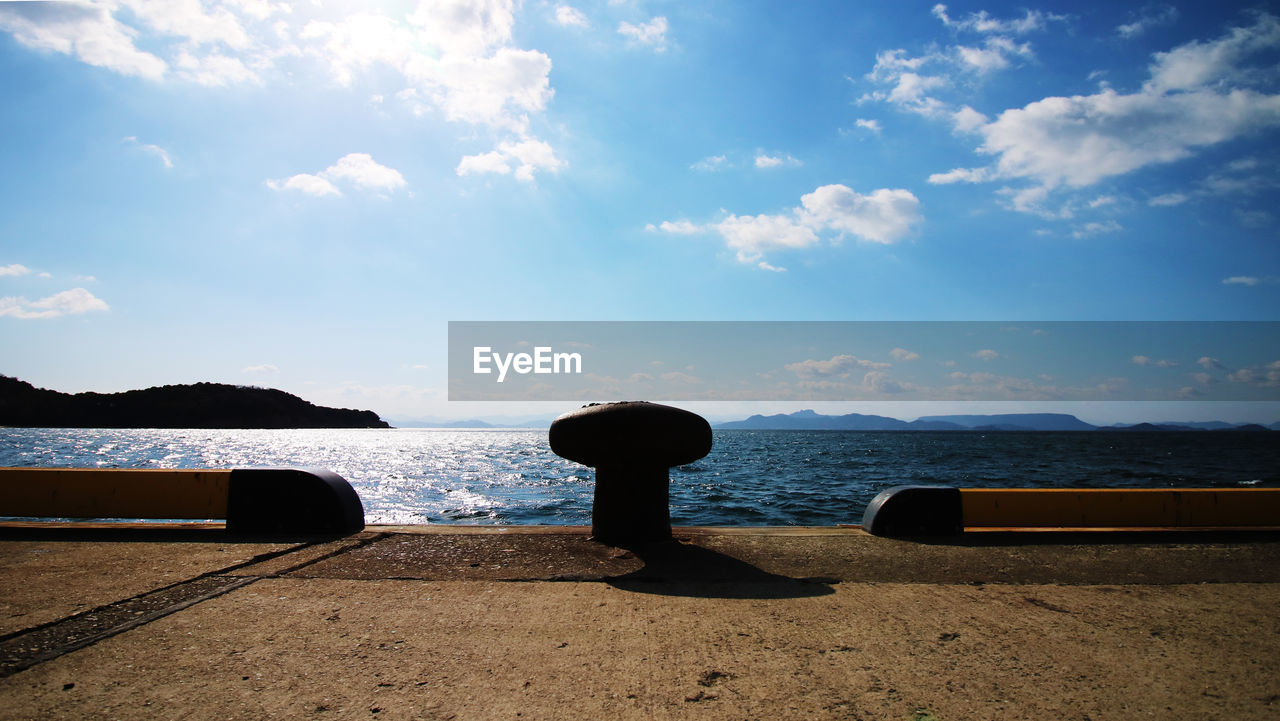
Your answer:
[0,376,389,429]
[393,409,1278,431]
[713,410,1276,432]
[8,375,1271,431]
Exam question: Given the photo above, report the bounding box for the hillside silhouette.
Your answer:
[0,376,389,429]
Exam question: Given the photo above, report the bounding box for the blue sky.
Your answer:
[1,1,1278,424]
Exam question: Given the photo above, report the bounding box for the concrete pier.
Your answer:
[2,526,1279,720]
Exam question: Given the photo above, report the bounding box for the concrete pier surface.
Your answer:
[2,526,1279,720]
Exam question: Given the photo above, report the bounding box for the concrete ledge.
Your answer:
[0,467,364,535]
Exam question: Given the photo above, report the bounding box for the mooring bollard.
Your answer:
[549,401,712,546]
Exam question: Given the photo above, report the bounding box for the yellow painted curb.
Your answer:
[0,468,230,519]
[960,488,1280,528]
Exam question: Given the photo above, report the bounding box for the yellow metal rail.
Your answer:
[0,467,364,534]
[960,488,1280,528]
[863,485,1280,536]
[0,468,230,519]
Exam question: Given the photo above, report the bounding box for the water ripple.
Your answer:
[2,428,1277,525]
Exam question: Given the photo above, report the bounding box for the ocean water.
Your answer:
[1,428,1277,526]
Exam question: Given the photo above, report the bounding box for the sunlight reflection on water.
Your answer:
[2,428,1277,525]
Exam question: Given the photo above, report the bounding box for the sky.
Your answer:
[1,0,1278,425]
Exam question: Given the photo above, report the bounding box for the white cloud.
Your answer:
[954,37,1031,75]
[715,213,819,264]
[890,347,919,361]
[457,138,564,181]
[872,13,1280,218]
[1070,220,1122,238]
[301,15,418,87]
[1227,362,1280,387]
[1235,208,1275,228]
[884,71,947,116]
[0,264,31,277]
[500,138,565,180]
[269,153,406,196]
[1117,5,1178,38]
[242,363,279,374]
[862,370,909,394]
[647,220,702,235]
[410,0,523,58]
[456,150,511,176]
[979,87,1280,190]
[995,185,1068,218]
[0,1,559,176]
[952,15,1280,212]
[928,166,992,184]
[414,47,554,132]
[1149,192,1188,206]
[123,136,173,169]
[955,44,1009,73]
[123,0,251,50]
[618,16,667,50]
[951,105,988,132]
[786,354,892,378]
[863,13,1041,118]
[554,5,588,28]
[267,173,342,196]
[1132,355,1178,367]
[174,49,259,86]
[1222,275,1260,286]
[855,118,882,132]
[931,4,1064,35]
[973,349,1000,360]
[691,155,728,172]
[668,183,923,268]
[0,1,167,80]
[0,0,288,87]
[798,185,923,244]
[322,153,407,191]
[757,261,786,273]
[1198,356,1226,370]
[0,288,109,319]
[755,153,800,169]
[225,0,290,23]
[1145,14,1280,93]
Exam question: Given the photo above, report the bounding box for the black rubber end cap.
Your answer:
[862,485,963,537]
[226,467,365,535]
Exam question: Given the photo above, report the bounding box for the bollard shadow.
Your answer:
[603,539,836,599]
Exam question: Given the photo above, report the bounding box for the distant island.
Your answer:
[713,410,1276,432]
[0,375,390,429]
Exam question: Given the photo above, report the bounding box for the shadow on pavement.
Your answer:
[604,539,836,599]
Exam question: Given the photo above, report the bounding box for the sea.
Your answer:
[2,428,1277,526]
